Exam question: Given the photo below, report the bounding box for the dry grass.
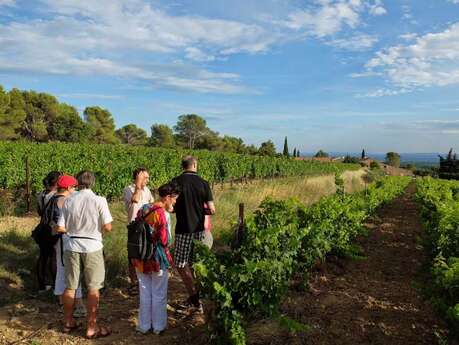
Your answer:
[210,169,367,239]
[0,216,38,234]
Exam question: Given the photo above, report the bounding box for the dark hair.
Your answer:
[158,182,180,198]
[133,167,148,180]
[76,170,96,189]
[181,155,197,170]
[43,171,61,190]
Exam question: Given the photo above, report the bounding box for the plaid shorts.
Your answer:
[174,231,204,268]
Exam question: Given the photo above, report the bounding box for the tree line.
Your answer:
[0,85,295,157]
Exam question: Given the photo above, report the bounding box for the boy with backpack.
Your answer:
[33,171,61,293]
[130,182,178,334]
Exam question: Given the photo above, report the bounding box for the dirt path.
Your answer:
[271,183,451,345]
[0,274,210,345]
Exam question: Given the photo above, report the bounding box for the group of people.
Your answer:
[34,155,215,339]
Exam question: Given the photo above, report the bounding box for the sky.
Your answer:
[0,0,458,154]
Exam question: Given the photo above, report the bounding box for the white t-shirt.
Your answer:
[57,189,113,253]
[123,184,154,222]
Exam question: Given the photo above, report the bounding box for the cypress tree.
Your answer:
[293,147,297,157]
[283,136,289,157]
[361,149,366,160]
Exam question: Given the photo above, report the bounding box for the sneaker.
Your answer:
[73,304,87,318]
[153,329,165,335]
[135,326,150,335]
[127,284,139,296]
[176,298,203,315]
[194,302,204,315]
[37,285,52,294]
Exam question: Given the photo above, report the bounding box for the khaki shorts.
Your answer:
[64,249,105,291]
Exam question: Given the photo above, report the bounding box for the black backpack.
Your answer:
[31,194,64,247]
[127,206,158,260]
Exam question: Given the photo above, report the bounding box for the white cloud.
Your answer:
[362,22,459,89]
[58,93,123,100]
[356,88,411,97]
[0,0,387,94]
[184,47,216,62]
[0,0,15,6]
[278,0,386,52]
[382,120,459,134]
[350,71,382,77]
[281,1,365,37]
[448,0,459,4]
[0,0,275,93]
[328,33,378,51]
[399,33,417,41]
[369,0,387,15]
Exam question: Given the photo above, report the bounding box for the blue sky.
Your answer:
[0,0,458,153]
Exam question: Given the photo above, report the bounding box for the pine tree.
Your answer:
[283,136,289,157]
[361,149,366,160]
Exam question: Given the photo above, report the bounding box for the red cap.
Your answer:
[57,175,78,189]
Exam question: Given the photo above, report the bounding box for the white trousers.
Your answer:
[137,270,168,333]
[54,238,82,298]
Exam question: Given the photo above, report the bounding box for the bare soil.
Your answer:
[0,272,211,345]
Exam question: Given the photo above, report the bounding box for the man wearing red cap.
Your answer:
[52,175,86,317]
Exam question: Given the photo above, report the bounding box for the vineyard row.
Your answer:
[194,176,412,344]
[416,177,459,333]
[0,142,358,199]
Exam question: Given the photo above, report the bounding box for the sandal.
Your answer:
[86,325,112,339]
[127,284,138,296]
[63,321,82,334]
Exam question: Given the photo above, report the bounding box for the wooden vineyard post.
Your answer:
[232,203,245,249]
[25,156,31,214]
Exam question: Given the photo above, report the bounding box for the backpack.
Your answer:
[126,206,158,260]
[31,194,64,247]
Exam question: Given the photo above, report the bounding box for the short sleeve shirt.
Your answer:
[37,190,55,216]
[57,189,113,253]
[123,184,154,222]
[172,172,213,234]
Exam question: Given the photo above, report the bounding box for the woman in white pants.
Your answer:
[131,183,178,334]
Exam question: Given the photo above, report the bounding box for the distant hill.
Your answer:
[303,152,440,168]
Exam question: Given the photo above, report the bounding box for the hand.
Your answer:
[56,226,66,233]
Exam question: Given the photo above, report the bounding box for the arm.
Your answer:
[206,201,216,215]
[56,212,66,233]
[102,223,112,233]
[51,201,62,233]
[100,198,113,234]
[130,186,142,204]
[205,182,215,215]
[130,171,147,204]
